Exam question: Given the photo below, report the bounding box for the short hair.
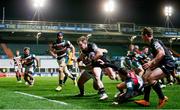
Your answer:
[143,46,148,49]
[23,47,30,51]
[134,45,139,50]
[57,32,63,37]
[141,27,153,36]
[118,68,128,76]
[77,36,89,44]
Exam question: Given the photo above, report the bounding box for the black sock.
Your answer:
[144,85,151,102]
[161,79,165,84]
[18,77,21,81]
[24,74,28,82]
[98,88,106,94]
[19,74,21,80]
[59,80,63,86]
[30,77,33,81]
[78,83,84,95]
[16,75,19,81]
[152,82,164,99]
[80,88,84,95]
[63,76,68,84]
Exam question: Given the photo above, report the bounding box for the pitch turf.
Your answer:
[0,76,180,109]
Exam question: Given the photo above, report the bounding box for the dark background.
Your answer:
[0,0,180,27]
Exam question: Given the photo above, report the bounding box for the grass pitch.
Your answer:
[0,76,180,109]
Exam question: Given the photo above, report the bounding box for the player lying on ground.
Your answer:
[112,68,144,104]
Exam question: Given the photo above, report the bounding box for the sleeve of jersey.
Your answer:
[32,54,36,59]
[153,41,164,51]
[66,41,72,47]
[92,43,98,52]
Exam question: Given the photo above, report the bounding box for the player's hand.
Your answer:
[72,56,77,61]
[97,59,105,65]
[143,61,152,70]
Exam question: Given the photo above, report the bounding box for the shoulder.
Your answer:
[89,43,98,48]
[31,54,36,58]
[151,39,163,50]
[64,40,72,46]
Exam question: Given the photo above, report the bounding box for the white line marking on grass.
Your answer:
[14,91,68,105]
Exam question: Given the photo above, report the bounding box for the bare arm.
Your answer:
[49,49,57,58]
[69,44,76,60]
[35,57,40,67]
[93,48,108,61]
[143,48,165,69]
[151,48,165,67]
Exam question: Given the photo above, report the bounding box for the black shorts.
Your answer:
[159,60,175,75]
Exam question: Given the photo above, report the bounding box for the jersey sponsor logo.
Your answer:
[154,42,163,50]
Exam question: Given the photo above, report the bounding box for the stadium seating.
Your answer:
[0,43,128,57]
[6,44,49,55]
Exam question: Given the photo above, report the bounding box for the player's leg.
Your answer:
[15,66,20,82]
[64,65,77,86]
[76,70,91,96]
[135,69,152,107]
[28,66,35,85]
[56,59,66,91]
[24,66,35,86]
[135,68,167,108]
[114,82,126,98]
[104,67,116,80]
[24,71,31,85]
[147,68,168,108]
[56,66,65,91]
[63,65,72,84]
[92,67,108,100]
[16,71,22,83]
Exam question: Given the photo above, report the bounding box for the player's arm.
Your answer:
[48,43,58,58]
[90,43,107,61]
[93,48,108,61]
[150,48,165,67]
[143,44,165,69]
[20,57,25,65]
[34,57,40,68]
[68,41,76,60]
[49,49,58,58]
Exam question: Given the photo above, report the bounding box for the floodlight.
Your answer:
[104,0,115,13]
[164,6,173,16]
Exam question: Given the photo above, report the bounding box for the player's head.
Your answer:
[141,27,153,43]
[129,44,134,51]
[77,36,89,50]
[23,47,30,55]
[118,68,128,80]
[16,50,20,56]
[143,46,149,54]
[134,45,139,49]
[57,32,63,40]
